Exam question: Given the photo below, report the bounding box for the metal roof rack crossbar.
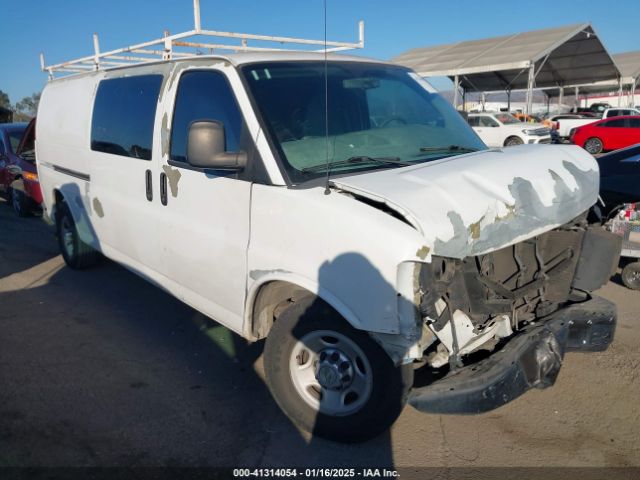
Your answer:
[40,0,364,79]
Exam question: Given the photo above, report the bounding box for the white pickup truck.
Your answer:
[556,108,640,139]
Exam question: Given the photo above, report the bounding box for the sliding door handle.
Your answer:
[160,172,168,206]
[145,169,153,201]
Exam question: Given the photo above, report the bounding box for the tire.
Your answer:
[584,137,603,155]
[11,187,31,217]
[55,202,100,269]
[504,136,524,147]
[621,262,640,290]
[263,296,413,443]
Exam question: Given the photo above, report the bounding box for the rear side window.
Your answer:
[602,119,626,128]
[467,116,480,127]
[170,70,242,163]
[91,75,163,160]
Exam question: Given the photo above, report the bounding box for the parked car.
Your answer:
[571,116,640,154]
[589,102,612,114]
[596,143,640,208]
[467,112,551,147]
[555,108,640,139]
[37,52,620,442]
[0,119,41,216]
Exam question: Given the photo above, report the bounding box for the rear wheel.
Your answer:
[584,137,603,154]
[55,202,100,269]
[504,136,524,147]
[263,296,413,443]
[11,187,31,217]
[621,262,640,290]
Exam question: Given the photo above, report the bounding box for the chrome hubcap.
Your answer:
[289,330,372,416]
[585,139,601,153]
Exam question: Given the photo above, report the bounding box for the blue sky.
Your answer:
[1,0,638,104]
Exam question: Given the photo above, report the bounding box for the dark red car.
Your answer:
[570,115,640,155]
[0,118,41,216]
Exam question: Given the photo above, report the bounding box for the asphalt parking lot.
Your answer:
[1,198,639,474]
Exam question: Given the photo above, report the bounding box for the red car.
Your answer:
[0,118,42,216]
[570,115,640,155]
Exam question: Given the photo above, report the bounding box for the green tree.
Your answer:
[15,92,41,118]
[0,90,10,109]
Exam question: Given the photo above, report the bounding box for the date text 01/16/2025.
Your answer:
[233,468,400,478]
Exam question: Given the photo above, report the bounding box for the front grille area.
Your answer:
[529,127,551,136]
[420,217,588,333]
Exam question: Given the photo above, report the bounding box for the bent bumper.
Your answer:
[409,296,616,414]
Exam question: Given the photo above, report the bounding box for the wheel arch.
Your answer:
[504,135,524,146]
[244,273,363,341]
[51,186,100,249]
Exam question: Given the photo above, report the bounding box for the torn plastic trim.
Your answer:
[335,188,422,233]
[409,296,616,414]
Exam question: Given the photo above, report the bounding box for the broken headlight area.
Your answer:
[419,214,621,369]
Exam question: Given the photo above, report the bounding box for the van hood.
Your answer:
[331,144,599,259]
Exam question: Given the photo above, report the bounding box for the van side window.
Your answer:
[170,70,242,163]
[91,75,163,160]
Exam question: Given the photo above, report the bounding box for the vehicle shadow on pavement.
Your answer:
[0,206,396,468]
[0,199,58,279]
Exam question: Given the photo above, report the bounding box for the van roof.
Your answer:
[46,51,391,83]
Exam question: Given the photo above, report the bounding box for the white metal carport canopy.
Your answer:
[392,24,620,113]
[542,51,640,107]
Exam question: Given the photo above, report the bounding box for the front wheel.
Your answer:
[621,262,640,290]
[55,202,100,269]
[11,187,31,217]
[584,137,603,155]
[504,136,524,147]
[264,297,413,443]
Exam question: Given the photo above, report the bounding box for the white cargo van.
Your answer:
[36,52,621,442]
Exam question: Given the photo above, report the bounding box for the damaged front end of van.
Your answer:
[332,144,621,414]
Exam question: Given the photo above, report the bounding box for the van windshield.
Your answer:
[241,61,486,183]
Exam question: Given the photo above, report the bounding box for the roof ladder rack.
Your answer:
[40,0,364,79]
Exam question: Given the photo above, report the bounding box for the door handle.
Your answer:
[160,172,168,206]
[145,169,153,201]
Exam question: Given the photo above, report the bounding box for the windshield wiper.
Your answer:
[302,156,411,173]
[419,145,479,154]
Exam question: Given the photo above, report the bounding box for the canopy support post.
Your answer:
[453,74,460,109]
[574,86,579,111]
[558,86,564,110]
[546,93,550,114]
[617,78,623,107]
[507,88,511,112]
[462,87,466,112]
[525,63,535,114]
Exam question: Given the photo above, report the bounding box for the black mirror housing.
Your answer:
[187,120,246,170]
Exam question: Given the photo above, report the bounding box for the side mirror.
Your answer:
[187,120,247,171]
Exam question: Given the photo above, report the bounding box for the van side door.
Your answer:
[154,67,257,332]
[88,73,164,269]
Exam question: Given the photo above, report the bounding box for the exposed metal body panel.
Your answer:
[331,144,599,259]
